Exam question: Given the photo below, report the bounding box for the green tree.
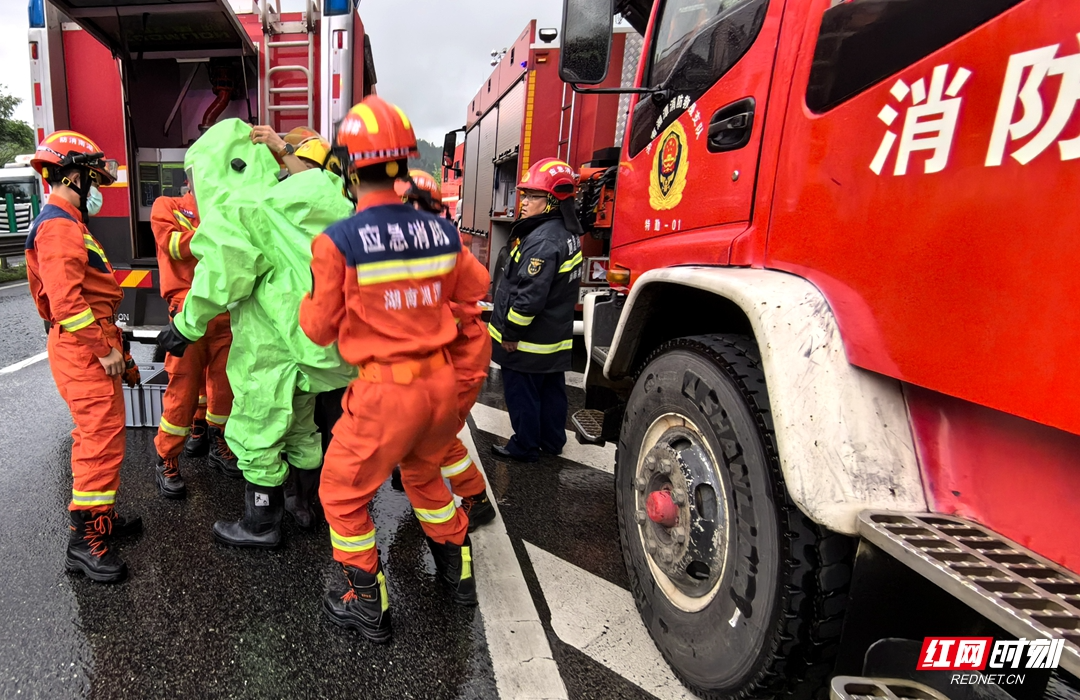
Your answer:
[409,138,444,185]
[0,86,35,166]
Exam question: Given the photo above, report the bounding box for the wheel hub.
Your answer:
[635,422,727,606]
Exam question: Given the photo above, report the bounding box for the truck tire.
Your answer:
[615,334,851,700]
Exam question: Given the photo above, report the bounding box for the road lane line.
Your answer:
[471,402,616,474]
[0,281,29,289]
[0,351,48,375]
[460,426,569,700]
[488,360,585,390]
[524,542,701,700]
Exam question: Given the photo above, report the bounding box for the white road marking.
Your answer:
[0,281,29,289]
[462,427,569,700]
[524,542,701,700]
[0,351,48,375]
[470,402,615,474]
[488,360,585,390]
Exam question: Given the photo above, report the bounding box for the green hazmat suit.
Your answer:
[174,118,356,487]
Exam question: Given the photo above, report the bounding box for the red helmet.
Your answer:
[398,168,443,212]
[31,130,116,186]
[517,158,576,200]
[335,96,419,174]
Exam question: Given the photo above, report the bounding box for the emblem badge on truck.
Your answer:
[649,121,689,211]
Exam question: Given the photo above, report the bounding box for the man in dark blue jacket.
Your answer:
[489,158,583,462]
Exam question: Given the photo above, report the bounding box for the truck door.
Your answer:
[615,0,783,255]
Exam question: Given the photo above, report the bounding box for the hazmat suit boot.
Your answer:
[103,507,143,538]
[426,535,478,606]
[322,565,392,644]
[183,419,209,457]
[66,510,128,583]
[154,455,187,499]
[207,426,242,479]
[460,491,496,532]
[283,466,321,529]
[212,482,284,549]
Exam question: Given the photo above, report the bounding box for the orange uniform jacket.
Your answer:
[26,195,123,358]
[300,190,489,364]
[150,192,200,309]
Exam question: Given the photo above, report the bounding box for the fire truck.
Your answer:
[445,20,643,301]
[554,0,1080,698]
[26,0,374,344]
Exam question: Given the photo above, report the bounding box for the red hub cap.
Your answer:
[646,489,679,528]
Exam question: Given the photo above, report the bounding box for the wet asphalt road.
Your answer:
[0,279,678,700]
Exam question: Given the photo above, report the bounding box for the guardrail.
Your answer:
[0,234,25,258]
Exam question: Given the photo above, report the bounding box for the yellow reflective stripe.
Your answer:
[59,308,96,332]
[330,527,376,552]
[83,235,109,263]
[205,411,229,425]
[355,252,457,286]
[198,396,208,405]
[159,416,191,437]
[71,489,116,506]
[173,211,195,231]
[489,325,503,342]
[518,339,573,354]
[414,501,457,524]
[507,308,534,326]
[559,251,583,273]
[461,545,473,581]
[512,248,522,262]
[169,231,183,261]
[441,455,473,478]
[377,571,390,612]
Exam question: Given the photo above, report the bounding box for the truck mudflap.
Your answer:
[830,676,948,700]
[859,512,1080,676]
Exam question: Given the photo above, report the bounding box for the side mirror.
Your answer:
[442,131,458,169]
[558,0,614,85]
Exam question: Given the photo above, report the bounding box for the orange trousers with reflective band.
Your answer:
[441,321,492,498]
[321,361,467,573]
[154,313,232,458]
[47,322,125,512]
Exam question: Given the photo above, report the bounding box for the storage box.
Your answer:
[122,362,168,428]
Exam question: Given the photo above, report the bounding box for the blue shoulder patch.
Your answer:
[26,204,77,252]
[325,204,461,270]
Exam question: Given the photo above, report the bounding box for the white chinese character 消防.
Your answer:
[407,220,430,249]
[870,63,973,176]
[428,220,451,247]
[987,37,1080,166]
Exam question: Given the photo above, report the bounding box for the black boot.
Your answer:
[183,418,209,457]
[208,426,242,479]
[103,507,143,538]
[426,535,477,606]
[284,465,322,529]
[460,491,496,532]
[212,482,283,549]
[322,565,392,644]
[154,454,187,499]
[390,466,404,492]
[66,510,127,583]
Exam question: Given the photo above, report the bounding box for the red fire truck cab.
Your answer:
[28,0,374,344]
[562,0,1080,697]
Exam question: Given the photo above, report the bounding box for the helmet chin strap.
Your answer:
[61,168,93,222]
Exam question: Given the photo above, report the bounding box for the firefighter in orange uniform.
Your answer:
[26,131,142,583]
[150,187,237,499]
[300,96,490,643]
[395,170,495,529]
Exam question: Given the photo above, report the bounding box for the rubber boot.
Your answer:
[66,510,127,583]
[103,507,143,538]
[208,426,242,479]
[460,491,496,532]
[284,465,321,529]
[322,565,392,644]
[212,482,283,549]
[426,535,477,606]
[154,454,187,499]
[183,418,209,457]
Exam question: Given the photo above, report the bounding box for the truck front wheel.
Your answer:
[616,335,851,699]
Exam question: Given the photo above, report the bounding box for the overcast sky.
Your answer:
[0,0,565,143]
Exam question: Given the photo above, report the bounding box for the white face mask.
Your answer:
[86,185,103,217]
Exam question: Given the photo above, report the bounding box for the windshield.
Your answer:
[0,181,37,203]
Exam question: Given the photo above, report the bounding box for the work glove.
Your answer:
[122,354,141,389]
[157,320,191,358]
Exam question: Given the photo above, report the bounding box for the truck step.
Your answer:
[571,409,605,446]
[591,345,609,367]
[859,511,1080,676]
[830,675,948,700]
